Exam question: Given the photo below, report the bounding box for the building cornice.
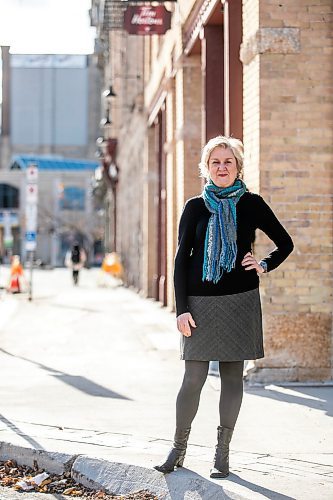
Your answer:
[183,0,221,55]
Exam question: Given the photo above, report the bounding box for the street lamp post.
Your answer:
[95,83,118,253]
[108,161,119,252]
[103,85,117,102]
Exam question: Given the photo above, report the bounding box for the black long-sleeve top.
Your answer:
[174,192,294,316]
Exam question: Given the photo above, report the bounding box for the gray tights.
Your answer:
[176,360,244,430]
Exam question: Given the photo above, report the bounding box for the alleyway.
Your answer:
[0,268,332,499]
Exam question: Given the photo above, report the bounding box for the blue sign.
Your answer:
[25,231,36,242]
[25,231,37,251]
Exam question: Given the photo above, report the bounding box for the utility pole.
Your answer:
[25,163,38,301]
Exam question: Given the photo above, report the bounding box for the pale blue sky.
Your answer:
[0,0,96,54]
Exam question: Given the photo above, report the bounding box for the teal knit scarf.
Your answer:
[202,179,247,284]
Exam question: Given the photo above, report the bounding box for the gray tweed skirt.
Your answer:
[180,288,264,361]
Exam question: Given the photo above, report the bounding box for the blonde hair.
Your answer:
[198,136,244,181]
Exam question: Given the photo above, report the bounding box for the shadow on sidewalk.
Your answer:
[227,472,295,500]
[163,467,234,500]
[0,348,131,400]
[245,385,333,417]
[162,467,295,500]
[0,414,44,450]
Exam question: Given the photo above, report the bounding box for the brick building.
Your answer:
[92,0,333,383]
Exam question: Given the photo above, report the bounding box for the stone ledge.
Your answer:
[241,28,301,64]
[245,366,332,384]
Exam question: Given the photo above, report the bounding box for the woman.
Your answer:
[154,136,293,478]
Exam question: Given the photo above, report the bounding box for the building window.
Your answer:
[60,186,85,211]
[0,184,19,209]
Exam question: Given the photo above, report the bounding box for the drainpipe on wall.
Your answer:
[222,1,230,137]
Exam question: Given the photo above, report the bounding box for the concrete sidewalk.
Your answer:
[0,412,333,500]
[0,391,332,500]
[0,269,332,499]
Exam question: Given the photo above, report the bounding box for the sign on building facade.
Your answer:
[102,0,174,32]
[124,6,171,35]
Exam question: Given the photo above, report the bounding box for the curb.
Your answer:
[0,442,76,475]
[0,441,248,500]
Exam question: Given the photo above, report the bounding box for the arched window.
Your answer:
[60,186,85,211]
[0,184,19,209]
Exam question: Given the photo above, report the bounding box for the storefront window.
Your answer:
[60,186,85,211]
[0,184,19,209]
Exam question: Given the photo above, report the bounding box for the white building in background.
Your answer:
[0,48,104,264]
[0,156,103,266]
[4,51,101,159]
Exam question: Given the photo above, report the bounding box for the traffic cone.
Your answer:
[9,274,20,293]
[8,255,24,293]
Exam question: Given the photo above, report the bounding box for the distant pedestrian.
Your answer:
[154,136,294,477]
[65,242,86,285]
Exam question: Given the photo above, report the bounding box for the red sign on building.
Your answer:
[124,6,171,36]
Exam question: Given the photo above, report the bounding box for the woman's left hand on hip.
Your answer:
[241,252,265,274]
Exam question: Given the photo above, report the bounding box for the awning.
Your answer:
[10,155,98,171]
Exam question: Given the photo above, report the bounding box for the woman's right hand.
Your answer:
[176,312,197,337]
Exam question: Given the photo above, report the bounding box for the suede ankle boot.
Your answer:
[210,425,233,478]
[154,427,191,473]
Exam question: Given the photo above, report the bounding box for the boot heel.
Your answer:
[210,467,229,478]
[153,451,184,473]
[211,426,233,479]
[153,427,191,473]
[175,456,184,467]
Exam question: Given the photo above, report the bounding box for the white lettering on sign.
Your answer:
[131,15,163,25]
[131,8,163,26]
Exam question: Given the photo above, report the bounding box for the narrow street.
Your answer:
[0,268,332,499]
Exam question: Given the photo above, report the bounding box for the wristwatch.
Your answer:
[259,260,268,273]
